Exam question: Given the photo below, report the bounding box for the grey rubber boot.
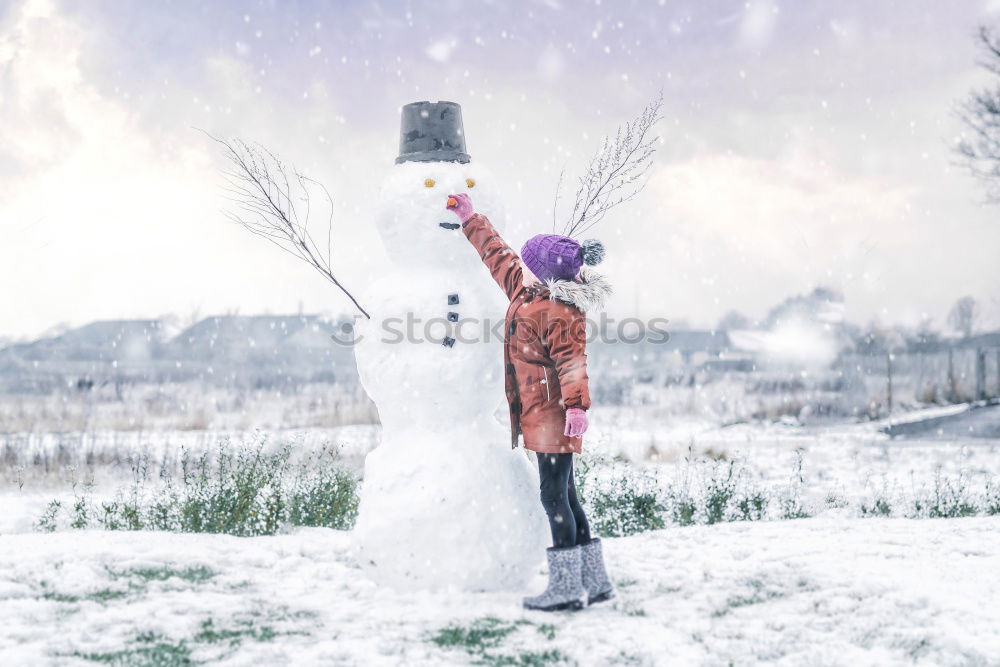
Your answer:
[581,538,615,605]
[522,546,585,612]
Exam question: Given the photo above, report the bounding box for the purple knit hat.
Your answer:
[520,235,605,282]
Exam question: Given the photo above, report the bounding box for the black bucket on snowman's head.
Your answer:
[395,100,471,164]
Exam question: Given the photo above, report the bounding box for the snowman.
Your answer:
[352,101,549,591]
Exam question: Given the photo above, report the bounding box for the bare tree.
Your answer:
[554,92,663,237]
[948,296,978,339]
[956,26,1000,201]
[207,133,370,319]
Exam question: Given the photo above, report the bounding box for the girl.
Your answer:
[447,193,614,612]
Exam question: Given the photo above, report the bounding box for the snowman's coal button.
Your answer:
[442,336,456,348]
[447,294,460,305]
[447,311,459,322]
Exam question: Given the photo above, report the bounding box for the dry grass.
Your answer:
[0,381,377,435]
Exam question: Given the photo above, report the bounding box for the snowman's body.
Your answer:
[353,160,549,591]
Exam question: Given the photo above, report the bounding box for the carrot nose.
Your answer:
[447,197,457,208]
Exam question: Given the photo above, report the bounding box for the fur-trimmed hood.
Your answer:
[542,267,612,312]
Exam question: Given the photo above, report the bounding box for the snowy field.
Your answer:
[3,406,1000,664]
[6,404,999,526]
[2,519,999,665]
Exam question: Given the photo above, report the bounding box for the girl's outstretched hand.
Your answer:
[446,193,475,223]
[564,407,588,437]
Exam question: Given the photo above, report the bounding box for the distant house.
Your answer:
[169,315,342,360]
[3,320,165,363]
[587,329,747,380]
[958,332,1000,350]
[0,320,167,393]
[661,330,733,367]
[6,314,992,396]
[0,315,358,393]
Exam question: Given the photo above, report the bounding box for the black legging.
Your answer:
[537,452,591,549]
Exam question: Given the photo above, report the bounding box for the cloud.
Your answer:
[425,38,457,63]
[2,0,998,339]
[652,150,911,268]
[0,0,220,336]
[632,144,916,323]
[0,0,86,183]
[828,18,861,49]
[739,0,779,50]
[0,0,396,339]
[537,43,565,80]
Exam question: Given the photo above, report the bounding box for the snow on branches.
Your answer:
[209,134,370,319]
[555,92,663,238]
[956,27,1000,203]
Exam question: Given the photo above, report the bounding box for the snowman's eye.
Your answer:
[424,179,436,188]
[466,178,476,188]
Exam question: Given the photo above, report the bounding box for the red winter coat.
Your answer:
[462,214,609,454]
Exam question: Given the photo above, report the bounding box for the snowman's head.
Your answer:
[376,160,505,268]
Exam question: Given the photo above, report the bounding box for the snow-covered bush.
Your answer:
[860,495,893,518]
[576,456,666,537]
[701,460,770,524]
[36,440,358,536]
[285,458,359,530]
[859,478,895,517]
[908,471,980,519]
[985,480,1000,516]
[775,451,811,520]
[666,458,774,525]
[577,455,773,535]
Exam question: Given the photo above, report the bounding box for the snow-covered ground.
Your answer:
[6,403,1000,489]
[5,406,1000,531]
[586,404,1000,504]
[2,518,999,665]
[3,407,1000,664]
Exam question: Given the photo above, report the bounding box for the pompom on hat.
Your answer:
[520,235,605,282]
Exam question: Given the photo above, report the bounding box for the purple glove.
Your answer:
[446,193,475,223]
[564,407,588,437]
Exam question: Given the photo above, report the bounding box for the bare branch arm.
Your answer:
[557,92,663,237]
[200,129,370,319]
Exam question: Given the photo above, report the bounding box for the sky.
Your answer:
[1,0,999,340]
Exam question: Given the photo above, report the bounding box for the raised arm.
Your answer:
[447,193,524,301]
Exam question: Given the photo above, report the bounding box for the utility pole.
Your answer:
[886,350,893,415]
[948,348,957,402]
[976,348,987,400]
